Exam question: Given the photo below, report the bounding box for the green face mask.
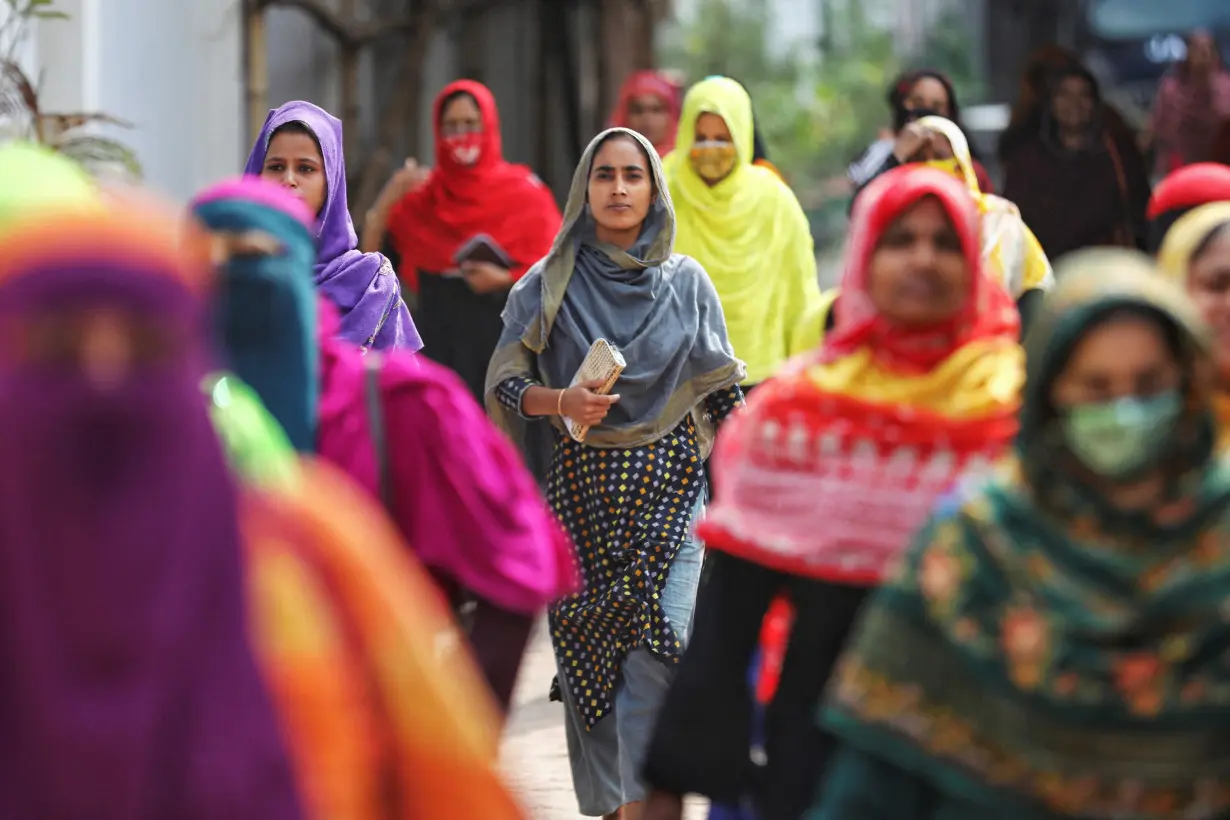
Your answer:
[1060,390,1184,480]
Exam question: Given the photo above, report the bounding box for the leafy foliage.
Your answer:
[657,0,982,212]
[0,0,142,177]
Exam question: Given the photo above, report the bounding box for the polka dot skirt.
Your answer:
[497,377,743,729]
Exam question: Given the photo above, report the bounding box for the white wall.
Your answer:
[35,0,245,202]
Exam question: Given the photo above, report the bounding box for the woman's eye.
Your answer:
[298,165,315,174]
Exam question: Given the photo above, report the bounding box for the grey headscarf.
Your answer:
[485,127,745,451]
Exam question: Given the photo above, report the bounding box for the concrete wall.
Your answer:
[263,0,595,202]
[23,0,593,204]
[35,0,245,202]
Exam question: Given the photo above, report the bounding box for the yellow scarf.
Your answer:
[1156,203,1230,447]
[1157,201,1230,283]
[663,76,822,384]
[805,339,1024,419]
[916,115,1054,299]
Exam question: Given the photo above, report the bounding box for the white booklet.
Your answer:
[562,338,626,442]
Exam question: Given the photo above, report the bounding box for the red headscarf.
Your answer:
[825,165,1019,374]
[1148,162,1230,219]
[386,80,562,291]
[608,70,681,156]
[696,166,1021,584]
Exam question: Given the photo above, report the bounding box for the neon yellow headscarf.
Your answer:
[915,115,1054,299]
[0,142,100,228]
[663,76,821,384]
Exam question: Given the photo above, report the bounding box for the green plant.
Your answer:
[0,0,142,176]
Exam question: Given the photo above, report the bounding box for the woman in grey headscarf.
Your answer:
[486,127,745,818]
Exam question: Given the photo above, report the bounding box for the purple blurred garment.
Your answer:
[244,100,421,352]
[0,233,304,820]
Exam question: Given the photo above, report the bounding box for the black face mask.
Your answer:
[894,105,945,132]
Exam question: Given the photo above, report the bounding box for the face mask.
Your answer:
[690,140,737,182]
[1061,390,1184,479]
[443,132,482,167]
[922,157,965,180]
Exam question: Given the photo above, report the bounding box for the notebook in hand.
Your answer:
[453,233,514,269]
[562,339,626,443]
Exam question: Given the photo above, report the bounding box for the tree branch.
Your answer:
[254,0,415,47]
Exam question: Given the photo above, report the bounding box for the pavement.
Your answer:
[500,620,709,819]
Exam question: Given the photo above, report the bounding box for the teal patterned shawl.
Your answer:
[820,250,1230,819]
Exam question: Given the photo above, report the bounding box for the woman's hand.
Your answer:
[560,379,619,426]
[893,122,931,163]
[461,260,513,294]
[377,159,431,207]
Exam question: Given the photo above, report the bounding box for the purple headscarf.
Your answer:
[244,101,422,352]
[0,213,304,819]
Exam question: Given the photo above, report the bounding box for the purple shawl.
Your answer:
[0,221,304,819]
[244,101,421,352]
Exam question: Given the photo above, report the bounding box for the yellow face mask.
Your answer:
[690,141,738,183]
[921,157,965,182]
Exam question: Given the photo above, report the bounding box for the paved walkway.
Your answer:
[500,621,708,818]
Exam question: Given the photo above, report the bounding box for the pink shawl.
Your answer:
[1152,68,1230,171]
[315,298,576,614]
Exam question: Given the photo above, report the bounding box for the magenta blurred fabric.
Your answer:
[316,297,577,614]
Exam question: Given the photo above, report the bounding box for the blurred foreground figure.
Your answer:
[0,193,524,818]
[810,251,1230,820]
[1158,201,1230,431]
[644,167,1023,820]
[1146,162,1230,253]
[0,206,305,820]
[193,176,574,713]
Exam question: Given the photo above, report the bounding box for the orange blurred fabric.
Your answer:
[243,457,524,820]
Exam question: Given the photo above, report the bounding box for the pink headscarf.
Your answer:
[1152,31,1230,172]
[315,298,577,614]
[608,70,681,156]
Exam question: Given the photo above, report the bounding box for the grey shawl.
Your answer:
[484,127,745,451]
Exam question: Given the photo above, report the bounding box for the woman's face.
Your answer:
[1052,75,1095,133]
[8,307,182,391]
[1187,227,1230,365]
[260,130,327,217]
[905,77,952,118]
[440,94,483,137]
[910,132,956,163]
[1049,315,1182,409]
[690,112,738,185]
[867,196,969,326]
[587,135,654,247]
[626,93,671,147]
[1187,33,1217,74]
[439,94,484,166]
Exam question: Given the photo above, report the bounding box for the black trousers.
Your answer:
[643,551,870,820]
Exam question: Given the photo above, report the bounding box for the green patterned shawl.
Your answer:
[821,250,1230,818]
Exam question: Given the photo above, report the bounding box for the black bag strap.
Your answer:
[363,352,393,513]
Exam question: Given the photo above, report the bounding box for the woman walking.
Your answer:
[664,75,820,388]
[644,166,1023,820]
[246,101,419,353]
[361,80,560,400]
[192,176,575,713]
[809,249,1230,819]
[486,127,745,818]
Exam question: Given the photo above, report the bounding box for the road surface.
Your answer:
[500,621,710,818]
